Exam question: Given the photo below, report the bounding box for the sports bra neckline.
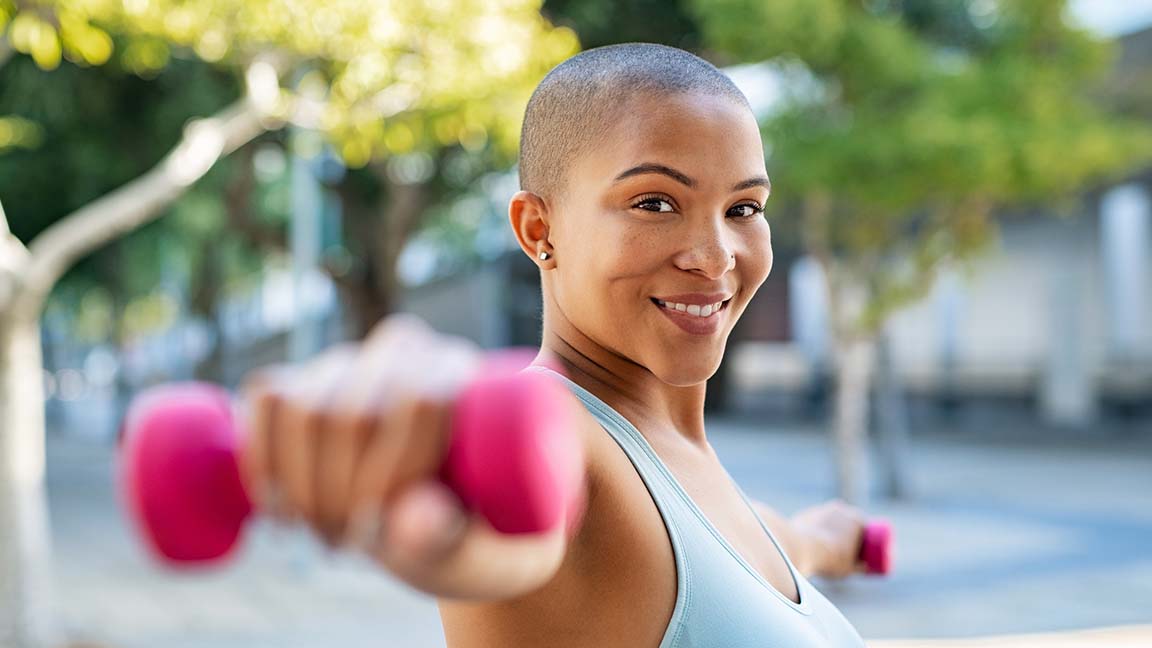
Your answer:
[523,364,812,614]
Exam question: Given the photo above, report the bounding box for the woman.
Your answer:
[241,43,872,647]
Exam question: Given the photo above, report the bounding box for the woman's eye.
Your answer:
[729,203,765,219]
[633,197,675,213]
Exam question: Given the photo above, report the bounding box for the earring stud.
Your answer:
[539,251,550,261]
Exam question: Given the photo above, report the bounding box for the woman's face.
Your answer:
[546,92,773,386]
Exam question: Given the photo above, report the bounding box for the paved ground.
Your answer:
[42,416,1152,647]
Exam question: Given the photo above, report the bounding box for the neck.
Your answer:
[535,317,711,449]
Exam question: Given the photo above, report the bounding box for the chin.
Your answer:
[649,353,725,387]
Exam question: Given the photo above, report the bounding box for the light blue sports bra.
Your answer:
[525,366,868,648]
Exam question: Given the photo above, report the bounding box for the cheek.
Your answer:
[590,219,665,278]
[744,222,774,281]
[559,219,653,310]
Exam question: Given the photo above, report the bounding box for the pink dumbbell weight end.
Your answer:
[118,350,584,567]
[858,519,893,575]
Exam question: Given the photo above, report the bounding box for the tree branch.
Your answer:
[15,97,269,322]
[0,38,13,71]
[0,197,30,315]
[0,194,10,237]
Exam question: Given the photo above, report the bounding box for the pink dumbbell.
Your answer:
[117,350,585,568]
[858,519,893,575]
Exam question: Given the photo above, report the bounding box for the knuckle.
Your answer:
[244,366,291,396]
[369,313,429,345]
[345,409,382,436]
[410,393,446,422]
[302,402,332,435]
[248,384,281,415]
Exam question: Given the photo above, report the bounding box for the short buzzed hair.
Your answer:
[518,42,752,202]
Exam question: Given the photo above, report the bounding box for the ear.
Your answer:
[508,190,555,268]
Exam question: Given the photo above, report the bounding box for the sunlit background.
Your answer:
[1,1,1150,647]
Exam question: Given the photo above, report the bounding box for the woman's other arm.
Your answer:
[749,498,868,580]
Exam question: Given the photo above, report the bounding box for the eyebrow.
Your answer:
[612,162,771,194]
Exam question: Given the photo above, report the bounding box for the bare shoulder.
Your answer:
[437,393,676,648]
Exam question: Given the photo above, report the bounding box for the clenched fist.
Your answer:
[789,499,870,580]
[235,314,577,599]
[239,314,481,554]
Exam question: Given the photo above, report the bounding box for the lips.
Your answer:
[651,296,732,335]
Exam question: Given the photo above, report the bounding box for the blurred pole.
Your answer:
[315,150,346,348]
[936,269,963,414]
[287,129,324,575]
[290,129,324,364]
[1041,217,1097,427]
[833,335,873,507]
[1100,184,1151,368]
[873,328,913,501]
[789,256,832,416]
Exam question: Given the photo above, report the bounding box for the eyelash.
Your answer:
[631,194,765,220]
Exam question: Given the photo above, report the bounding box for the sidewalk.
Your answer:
[708,418,1152,642]
[44,418,1152,647]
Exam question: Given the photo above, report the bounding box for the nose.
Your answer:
[675,219,736,280]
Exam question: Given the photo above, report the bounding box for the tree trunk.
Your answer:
[0,318,58,648]
[333,164,434,340]
[191,236,225,381]
[821,255,876,507]
[0,92,267,647]
[333,178,388,338]
[369,165,433,335]
[832,334,875,506]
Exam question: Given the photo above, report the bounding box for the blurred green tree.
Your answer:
[0,49,249,344]
[0,1,576,644]
[686,0,1152,503]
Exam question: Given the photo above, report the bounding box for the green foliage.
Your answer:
[693,0,848,67]
[0,115,42,152]
[0,53,242,243]
[689,0,1152,335]
[0,45,263,339]
[2,0,580,341]
[2,0,579,167]
[1,0,115,69]
[541,0,702,52]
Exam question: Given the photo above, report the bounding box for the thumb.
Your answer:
[383,481,470,564]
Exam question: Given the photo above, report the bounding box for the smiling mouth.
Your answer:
[649,297,732,318]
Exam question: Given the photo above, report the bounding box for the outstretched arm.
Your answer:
[749,498,868,580]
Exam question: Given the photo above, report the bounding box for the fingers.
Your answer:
[341,336,480,551]
[239,312,485,563]
[310,326,439,545]
[238,364,297,516]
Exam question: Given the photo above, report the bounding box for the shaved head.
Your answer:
[518,42,753,202]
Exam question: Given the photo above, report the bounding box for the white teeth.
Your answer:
[656,299,726,317]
